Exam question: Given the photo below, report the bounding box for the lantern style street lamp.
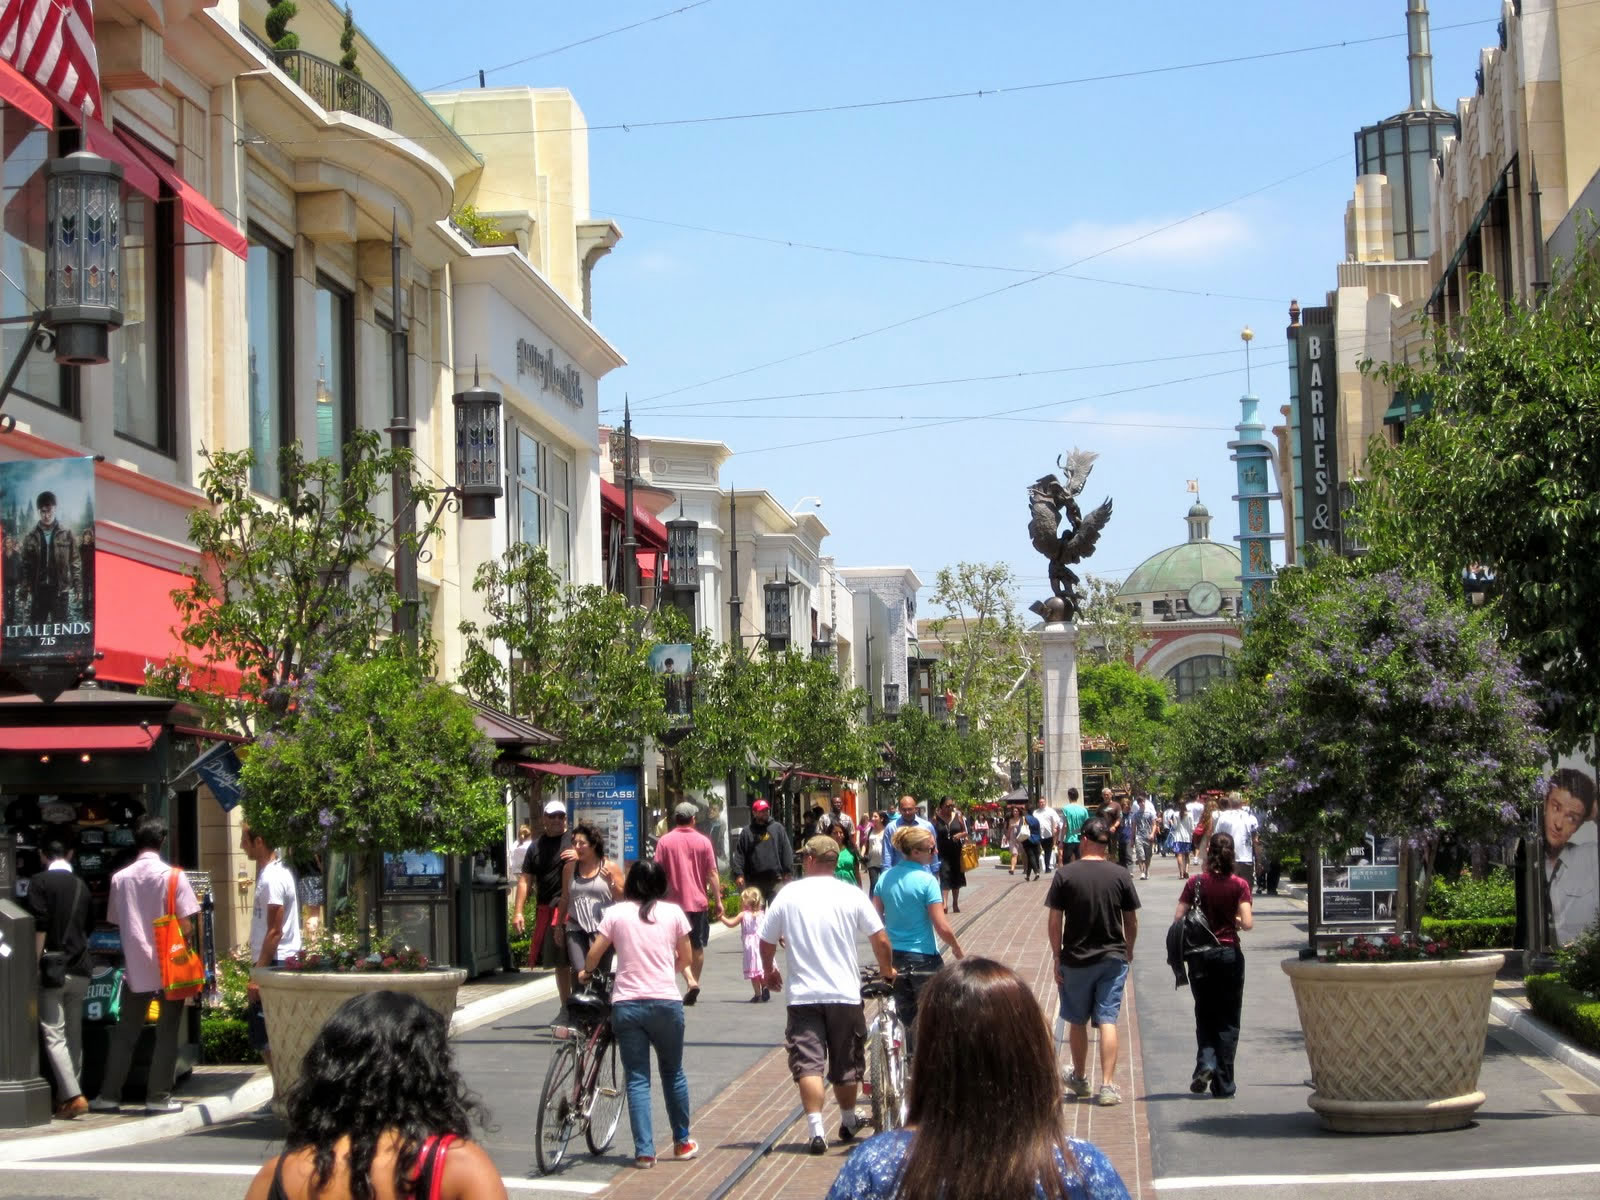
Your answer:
[1,152,125,430]
[882,682,901,717]
[763,577,791,652]
[452,371,503,520]
[666,515,699,592]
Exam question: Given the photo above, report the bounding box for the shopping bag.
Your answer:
[83,967,123,1023]
[961,843,979,872]
[154,869,204,1000]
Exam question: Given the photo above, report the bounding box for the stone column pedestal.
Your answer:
[1040,622,1083,805]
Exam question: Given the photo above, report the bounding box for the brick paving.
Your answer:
[599,860,1154,1199]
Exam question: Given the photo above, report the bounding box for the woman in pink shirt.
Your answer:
[579,861,699,1169]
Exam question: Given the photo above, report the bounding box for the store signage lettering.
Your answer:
[516,338,585,408]
[1296,323,1340,551]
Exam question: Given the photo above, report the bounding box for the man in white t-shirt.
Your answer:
[1209,795,1260,883]
[760,835,895,1156]
[1035,796,1063,871]
[242,821,300,1070]
[1180,796,1204,878]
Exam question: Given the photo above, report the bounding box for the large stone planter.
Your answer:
[253,967,467,1100]
[1281,953,1503,1133]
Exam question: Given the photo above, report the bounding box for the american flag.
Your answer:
[0,0,101,118]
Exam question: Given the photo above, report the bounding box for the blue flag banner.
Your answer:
[195,745,245,812]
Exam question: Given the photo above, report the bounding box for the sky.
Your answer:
[364,0,1498,606]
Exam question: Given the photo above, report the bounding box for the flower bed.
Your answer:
[1322,934,1464,963]
[1526,973,1600,1056]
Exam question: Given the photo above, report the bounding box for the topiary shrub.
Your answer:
[266,1,299,52]
[200,1015,260,1065]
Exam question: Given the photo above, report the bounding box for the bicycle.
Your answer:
[535,972,624,1174]
[858,965,934,1133]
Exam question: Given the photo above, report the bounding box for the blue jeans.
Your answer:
[611,999,691,1158]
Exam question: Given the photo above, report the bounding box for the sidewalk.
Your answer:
[598,860,1156,1199]
[0,964,561,1163]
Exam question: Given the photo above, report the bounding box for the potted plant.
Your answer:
[1254,568,1544,1132]
[238,648,502,1097]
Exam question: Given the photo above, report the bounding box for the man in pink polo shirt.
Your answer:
[654,801,719,1004]
[89,815,199,1115]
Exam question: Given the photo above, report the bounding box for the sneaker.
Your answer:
[1190,1069,1213,1094]
[1096,1084,1121,1107]
[761,987,771,1002]
[635,1155,656,1169]
[674,1139,699,1160]
[749,994,762,1003]
[144,1099,183,1115]
[807,1134,827,1155]
[839,1116,861,1142]
[87,1098,121,1114]
[1064,1073,1092,1099]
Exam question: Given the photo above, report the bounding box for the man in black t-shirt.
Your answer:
[1044,818,1140,1107]
[512,799,576,1009]
[28,838,92,1117]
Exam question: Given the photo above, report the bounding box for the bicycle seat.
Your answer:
[860,980,895,998]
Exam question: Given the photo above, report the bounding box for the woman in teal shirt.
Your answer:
[872,826,963,1045]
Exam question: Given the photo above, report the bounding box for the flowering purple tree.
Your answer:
[1255,570,1544,892]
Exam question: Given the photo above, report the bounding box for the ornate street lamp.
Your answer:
[666,515,699,591]
[1,152,125,430]
[956,713,970,738]
[764,577,791,652]
[882,682,900,717]
[452,371,503,520]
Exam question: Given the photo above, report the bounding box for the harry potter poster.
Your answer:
[0,456,96,670]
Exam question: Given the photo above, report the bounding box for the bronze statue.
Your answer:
[1027,449,1113,623]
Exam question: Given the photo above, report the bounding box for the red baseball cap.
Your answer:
[752,799,771,812]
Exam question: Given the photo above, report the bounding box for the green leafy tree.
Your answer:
[458,542,665,773]
[1077,660,1173,794]
[880,706,990,806]
[144,433,435,734]
[338,5,360,74]
[265,1,299,51]
[239,649,501,931]
[1162,676,1267,798]
[1078,573,1143,664]
[770,652,877,781]
[1361,247,1600,754]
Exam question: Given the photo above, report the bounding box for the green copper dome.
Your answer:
[1117,540,1241,599]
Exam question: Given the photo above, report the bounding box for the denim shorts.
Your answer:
[1058,957,1128,1027]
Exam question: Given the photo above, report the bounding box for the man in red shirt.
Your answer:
[655,801,720,1004]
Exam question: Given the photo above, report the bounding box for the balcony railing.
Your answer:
[242,27,393,129]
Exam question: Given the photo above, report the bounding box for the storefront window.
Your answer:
[314,277,353,467]
[1165,654,1233,703]
[514,428,573,578]
[372,311,393,433]
[246,229,292,493]
[1,105,71,415]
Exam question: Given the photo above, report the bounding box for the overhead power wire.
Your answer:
[426,1,716,91]
[633,153,1346,406]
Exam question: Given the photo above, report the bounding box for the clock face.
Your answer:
[1187,580,1223,617]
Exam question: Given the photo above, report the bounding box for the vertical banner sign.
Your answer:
[569,768,641,863]
[1295,315,1340,554]
[1544,753,1599,947]
[649,642,694,731]
[0,456,97,669]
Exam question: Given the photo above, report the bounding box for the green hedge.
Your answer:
[1425,868,1516,920]
[200,1015,260,1066]
[1419,916,1517,949]
[998,850,1012,865]
[1526,972,1600,1057]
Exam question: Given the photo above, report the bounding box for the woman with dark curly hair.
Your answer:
[825,958,1129,1200]
[1173,830,1253,1098]
[560,822,623,976]
[244,990,505,1200]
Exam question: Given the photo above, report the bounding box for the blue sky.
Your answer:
[367,0,1496,603]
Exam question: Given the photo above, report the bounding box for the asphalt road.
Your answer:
[1129,867,1600,1198]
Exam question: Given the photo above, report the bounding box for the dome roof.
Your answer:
[1117,540,1241,599]
[1187,500,1210,518]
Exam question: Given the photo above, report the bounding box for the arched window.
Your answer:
[1165,654,1233,702]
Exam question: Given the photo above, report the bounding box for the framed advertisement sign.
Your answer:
[1319,834,1400,928]
[569,768,641,864]
[0,456,97,678]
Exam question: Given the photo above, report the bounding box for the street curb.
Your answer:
[1490,994,1600,1089]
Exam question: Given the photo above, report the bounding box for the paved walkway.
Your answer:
[599,859,1155,1200]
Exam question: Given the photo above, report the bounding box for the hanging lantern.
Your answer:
[882,682,900,717]
[666,516,699,592]
[763,578,791,651]
[44,151,125,366]
[452,377,503,519]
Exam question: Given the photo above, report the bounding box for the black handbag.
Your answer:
[39,950,69,989]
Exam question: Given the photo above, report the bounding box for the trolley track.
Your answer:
[704,871,1024,1200]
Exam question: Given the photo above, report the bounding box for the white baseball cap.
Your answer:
[543,799,567,816]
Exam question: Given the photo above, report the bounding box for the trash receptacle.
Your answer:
[0,899,52,1128]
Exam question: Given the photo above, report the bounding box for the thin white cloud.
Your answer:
[1029,211,1252,265]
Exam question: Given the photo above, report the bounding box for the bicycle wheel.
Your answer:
[585,1035,624,1155]
[868,1027,894,1131]
[536,1040,580,1174]
[884,1023,909,1129]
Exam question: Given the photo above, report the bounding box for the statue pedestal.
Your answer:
[1040,623,1083,805]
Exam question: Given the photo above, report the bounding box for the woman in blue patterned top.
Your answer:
[825,957,1130,1200]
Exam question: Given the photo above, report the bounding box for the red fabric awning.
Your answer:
[0,725,158,753]
[0,58,53,129]
[77,115,161,200]
[114,128,248,259]
[516,761,602,778]
[94,551,246,694]
[636,548,668,583]
[600,480,668,549]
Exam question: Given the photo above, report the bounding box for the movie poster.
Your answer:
[0,457,96,669]
[650,642,693,728]
[1544,752,1599,947]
